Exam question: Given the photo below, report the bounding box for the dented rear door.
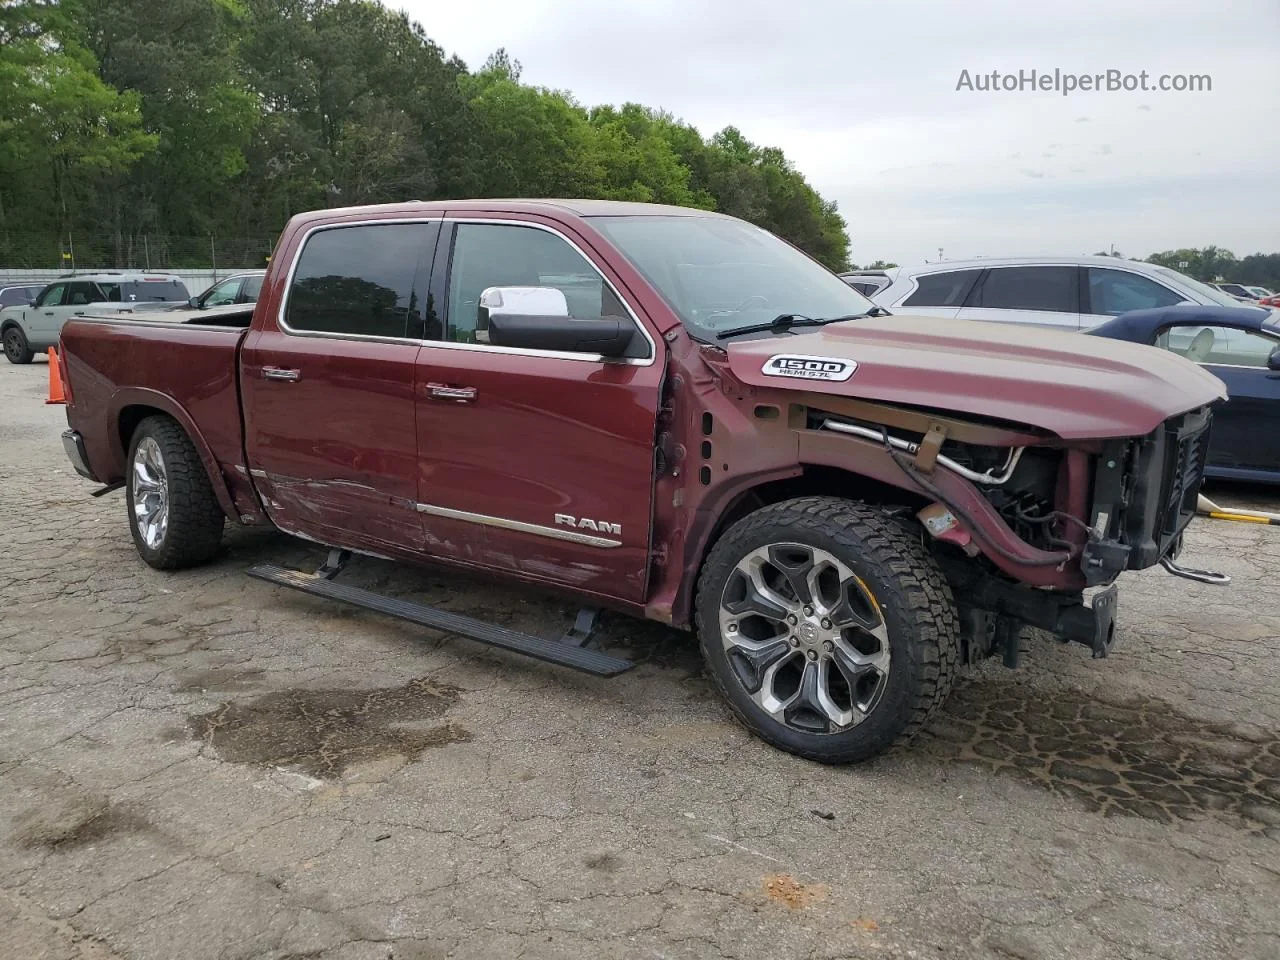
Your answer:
[241,219,439,554]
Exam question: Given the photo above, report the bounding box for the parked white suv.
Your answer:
[860,256,1254,331]
[1,272,189,363]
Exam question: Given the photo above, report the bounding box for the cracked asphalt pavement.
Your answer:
[2,359,1278,960]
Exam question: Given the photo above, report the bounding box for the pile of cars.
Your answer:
[840,255,1280,482]
[0,269,265,364]
[1211,281,1275,303]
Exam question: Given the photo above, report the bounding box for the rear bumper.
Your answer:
[61,429,98,482]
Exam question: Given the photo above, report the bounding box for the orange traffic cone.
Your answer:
[46,348,65,404]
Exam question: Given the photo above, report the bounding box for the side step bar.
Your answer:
[247,563,634,677]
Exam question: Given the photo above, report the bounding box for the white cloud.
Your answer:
[399,0,1280,263]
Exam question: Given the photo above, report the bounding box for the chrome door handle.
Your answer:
[425,383,477,402]
[262,366,300,382]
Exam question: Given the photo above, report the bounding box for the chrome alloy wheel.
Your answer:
[717,543,891,734]
[131,436,169,550]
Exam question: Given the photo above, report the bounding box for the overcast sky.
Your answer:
[401,0,1278,266]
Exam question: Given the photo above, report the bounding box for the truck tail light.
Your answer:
[57,345,73,405]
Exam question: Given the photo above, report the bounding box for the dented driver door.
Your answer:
[412,218,663,604]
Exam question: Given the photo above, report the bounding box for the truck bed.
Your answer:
[59,314,251,515]
[82,303,256,327]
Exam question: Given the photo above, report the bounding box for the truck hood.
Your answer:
[725,315,1227,439]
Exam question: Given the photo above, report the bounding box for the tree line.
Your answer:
[0,0,850,271]
[1142,247,1280,292]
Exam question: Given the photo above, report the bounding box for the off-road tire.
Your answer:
[695,496,961,764]
[2,325,33,364]
[126,416,225,570]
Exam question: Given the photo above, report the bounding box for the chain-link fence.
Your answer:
[0,232,276,271]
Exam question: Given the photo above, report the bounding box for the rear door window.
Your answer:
[66,281,99,305]
[1086,268,1186,316]
[967,266,1078,312]
[284,223,438,338]
[902,270,982,307]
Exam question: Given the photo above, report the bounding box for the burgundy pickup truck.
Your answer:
[57,199,1226,763]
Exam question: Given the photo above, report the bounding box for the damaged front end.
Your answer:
[805,399,1227,665]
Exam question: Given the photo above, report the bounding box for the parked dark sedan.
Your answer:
[1088,304,1280,483]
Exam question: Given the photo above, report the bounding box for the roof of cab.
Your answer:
[289,198,734,224]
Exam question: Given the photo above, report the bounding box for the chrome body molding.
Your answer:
[415,502,623,549]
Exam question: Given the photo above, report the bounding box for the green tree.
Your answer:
[0,1,155,244]
[460,62,603,197]
[1145,246,1236,283]
[0,0,853,271]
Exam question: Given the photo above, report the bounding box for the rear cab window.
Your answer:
[120,280,189,303]
[283,222,439,339]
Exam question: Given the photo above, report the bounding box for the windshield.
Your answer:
[1150,265,1251,308]
[589,215,874,340]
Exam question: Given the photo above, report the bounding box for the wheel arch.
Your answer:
[663,464,931,629]
[112,392,238,521]
[1,316,30,340]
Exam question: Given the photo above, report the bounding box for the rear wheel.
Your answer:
[3,325,33,364]
[695,497,960,763]
[126,416,225,569]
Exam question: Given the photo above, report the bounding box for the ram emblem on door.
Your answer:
[554,514,622,536]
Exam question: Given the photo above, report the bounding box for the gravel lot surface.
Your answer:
[2,358,1277,960]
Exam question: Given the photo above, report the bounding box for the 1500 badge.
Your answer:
[762,355,857,382]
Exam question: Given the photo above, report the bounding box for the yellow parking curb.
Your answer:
[1207,512,1279,526]
[1197,494,1280,526]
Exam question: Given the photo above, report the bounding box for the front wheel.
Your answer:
[695,497,961,764]
[126,416,225,569]
[3,325,33,364]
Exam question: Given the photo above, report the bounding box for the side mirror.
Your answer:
[187,296,200,308]
[479,285,635,357]
[488,313,635,357]
[476,286,568,337]
[1268,344,1280,372]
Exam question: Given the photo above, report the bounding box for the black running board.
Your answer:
[247,563,634,677]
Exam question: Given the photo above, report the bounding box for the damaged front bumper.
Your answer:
[957,576,1119,664]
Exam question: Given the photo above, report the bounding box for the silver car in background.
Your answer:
[843,255,1257,331]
